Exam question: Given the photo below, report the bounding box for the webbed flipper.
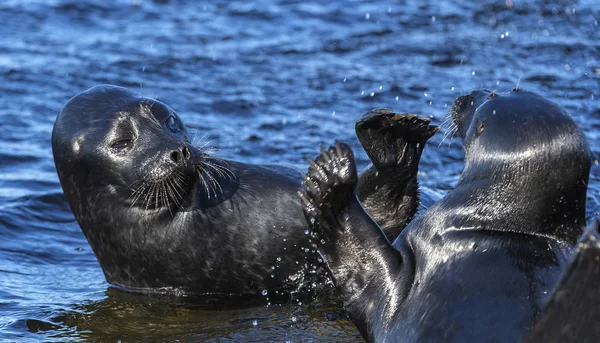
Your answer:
[355,109,438,242]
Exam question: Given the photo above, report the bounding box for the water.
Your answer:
[1,0,598,341]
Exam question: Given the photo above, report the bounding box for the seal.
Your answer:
[52,85,438,296]
[524,217,600,343]
[300,89,592,342]
[53,85,309,295]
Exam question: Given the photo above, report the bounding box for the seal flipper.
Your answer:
[355,109,439,242]
[523,217,600,343]
[300,142,410,342]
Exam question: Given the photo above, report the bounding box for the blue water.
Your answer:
[0,0,598,341]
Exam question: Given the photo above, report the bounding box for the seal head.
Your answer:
[450,89,590,241]
[53,85,199,215]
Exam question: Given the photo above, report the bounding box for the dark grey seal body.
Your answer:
[52,85,437,297]
[524,217,600,343]
[301,89,592,342]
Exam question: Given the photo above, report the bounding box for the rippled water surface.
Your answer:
[1,0,599,342]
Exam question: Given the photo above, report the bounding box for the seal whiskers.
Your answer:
[128,169,187,215]
[438,113,458,147]
[195,164,222,199]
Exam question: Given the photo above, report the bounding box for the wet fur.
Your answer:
[52,85,433,297]
[301,89,592,342]
[53,85,314,295]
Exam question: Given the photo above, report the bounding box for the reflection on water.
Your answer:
[39,289,361,342]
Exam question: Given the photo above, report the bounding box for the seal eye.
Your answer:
[167,115,180,133]
[476,122,485,135]
[111,139,133,152]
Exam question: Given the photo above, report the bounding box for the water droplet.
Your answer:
[365,13,371,20]
[472,71,476,75]
[252,320,258,326]
[271,274,275,278]
[431,16,436,22]
[395,96,399,100]
[277,257,282,262]
[304,230,310,235]
[379,85,383,90]
[262,290,268,296]
[332,111,336,116]
[370,92,375,97]
[292,316,298,322]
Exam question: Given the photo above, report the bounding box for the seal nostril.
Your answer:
[183,146,191,160]
[170,151,181,163]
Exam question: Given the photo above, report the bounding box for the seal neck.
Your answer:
[452,172,587,243]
